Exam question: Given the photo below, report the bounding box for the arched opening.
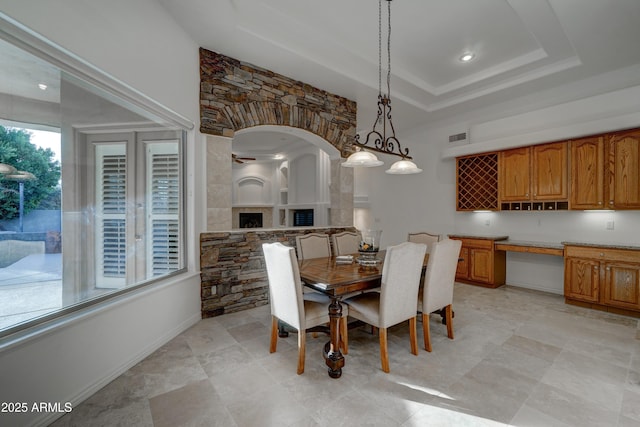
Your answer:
[230,125,346,228]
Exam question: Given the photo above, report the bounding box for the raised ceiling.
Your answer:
[159,0,640,136]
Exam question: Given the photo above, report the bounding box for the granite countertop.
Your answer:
[448,234,509,241]
[562,241,640,251]
[498,240,565,250]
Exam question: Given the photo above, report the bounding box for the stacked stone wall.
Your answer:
[199,48,357,156]
[200,227,355,318]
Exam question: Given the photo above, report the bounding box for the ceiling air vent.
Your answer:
[449,132,468,143]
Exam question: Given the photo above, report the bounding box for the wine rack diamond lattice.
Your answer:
[457,153,499,211]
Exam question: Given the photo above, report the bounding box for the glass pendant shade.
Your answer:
[342,150,384,168]
[385,159,422,174]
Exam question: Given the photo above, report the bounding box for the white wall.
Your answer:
[363,89,640,295]
[0,2,203,426]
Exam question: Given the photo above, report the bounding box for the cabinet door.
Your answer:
[602,262,640,310]
[532,142,568,200]
[564,257,600,302]
[469,248,492,284]
[456,246,470,280]
[570,136,604,209]
[608,129,640,209]
[500,147,530,201]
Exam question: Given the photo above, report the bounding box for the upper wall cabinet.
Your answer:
[456,127,640,212]
[531,142,568,200]
[607,128,640,209]
[499,141,568,210]
[570,136,605,209]
[499,147,530,202]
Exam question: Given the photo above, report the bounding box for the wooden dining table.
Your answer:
[298,251,429,378]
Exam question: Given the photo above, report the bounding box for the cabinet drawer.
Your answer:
[565,246,640,263]
[456,238,494,250]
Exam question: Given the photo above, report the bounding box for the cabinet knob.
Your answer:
[599,253,604,257]
[594,266,599,270]
[598,201,602,205]
[606,267,611,271]
[609,201,614,205]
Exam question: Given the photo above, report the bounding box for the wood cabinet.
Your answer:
[564,245,640,315]
[499,141,568,209]
[570,136,605,209]
[500,147,530,201]
[607,128,640,209]
[532,142,568,200]
[457,127,640,212]
[450,236,506,288]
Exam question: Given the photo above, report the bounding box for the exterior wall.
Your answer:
[200,226,356,318]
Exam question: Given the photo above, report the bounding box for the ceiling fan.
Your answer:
[232,153,256,164]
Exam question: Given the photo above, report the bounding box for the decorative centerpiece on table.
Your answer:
[357,229,382,268]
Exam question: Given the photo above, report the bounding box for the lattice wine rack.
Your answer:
[456,153,499,211]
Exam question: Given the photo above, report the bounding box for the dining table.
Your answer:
[298,250,430,378]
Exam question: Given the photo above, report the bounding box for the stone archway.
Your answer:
[199,48,357,154]
[199,48,358,229]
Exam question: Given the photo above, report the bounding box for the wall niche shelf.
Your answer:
[500,201,569,211]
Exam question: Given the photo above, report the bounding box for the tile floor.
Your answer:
[50,284,640,426]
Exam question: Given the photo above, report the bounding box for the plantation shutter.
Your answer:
[95,144,127,288]
[146,142,181,278]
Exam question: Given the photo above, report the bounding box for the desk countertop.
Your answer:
[562,241,640,251]
[448,234,509,241]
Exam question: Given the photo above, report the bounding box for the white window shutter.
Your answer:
[146,142,181,278]
[95,144,127,288]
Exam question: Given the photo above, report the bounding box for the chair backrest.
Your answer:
[407,231,441,253]
[379,241,427,328]
[295,233,331,260]
[331,231,361,256]
[422,239,462,313]
[262,242,305,331]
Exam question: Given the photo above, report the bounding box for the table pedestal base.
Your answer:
[324,298,345,378]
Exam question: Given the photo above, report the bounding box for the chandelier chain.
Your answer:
[378,0,382,97]
[386,0,391,98]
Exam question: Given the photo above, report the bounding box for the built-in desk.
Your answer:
[495,240,564,257]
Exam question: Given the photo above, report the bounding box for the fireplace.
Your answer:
[239,213,263,228]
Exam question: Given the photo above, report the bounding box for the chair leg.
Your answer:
[270,316,278,353]
[379,327,390,373]
[422,313,432,352]
[445,304,454,340]
[297,329,306,375]
[339,316,348,354]
[409,317,418,356]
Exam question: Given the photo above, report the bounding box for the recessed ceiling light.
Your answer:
[274,154,284,160]
[38,83,47,90]
[459,52,475,63]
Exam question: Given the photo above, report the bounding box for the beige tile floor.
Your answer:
[51,283,640,427]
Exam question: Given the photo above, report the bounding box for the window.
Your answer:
[0,22,191,338]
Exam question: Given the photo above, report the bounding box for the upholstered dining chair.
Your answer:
[263,242,344,374]
[407,231,441,253]
[418,238,462,352]
[343,241,427,373]
[331,230,361,256]
[295,233,331,260]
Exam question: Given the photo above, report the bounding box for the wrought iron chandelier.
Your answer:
[342,0,422,174]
